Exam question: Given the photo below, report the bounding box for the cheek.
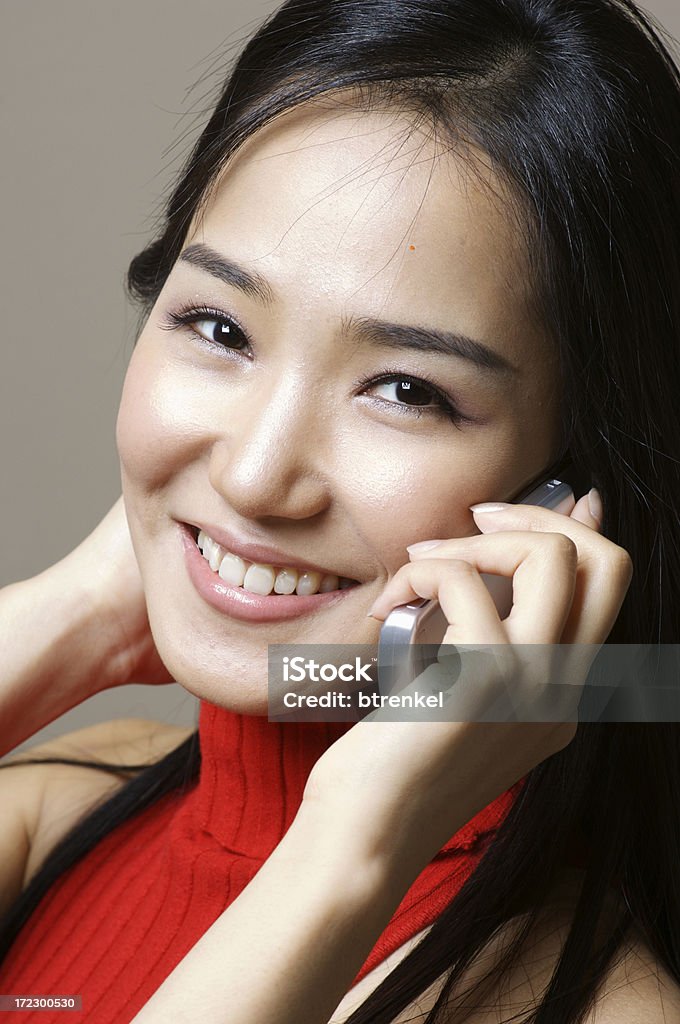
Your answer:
[334,428,518,576]
[116,339,206,494]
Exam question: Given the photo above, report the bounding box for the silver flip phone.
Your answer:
[377,460,582,693]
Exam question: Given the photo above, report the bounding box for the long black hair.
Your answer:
[2,1,680,1021]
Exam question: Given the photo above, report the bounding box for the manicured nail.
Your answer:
[588,487,603,523]
[469,502,510,514]
[406,539,444,553]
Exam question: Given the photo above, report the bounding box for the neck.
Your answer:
[193,700,354,861]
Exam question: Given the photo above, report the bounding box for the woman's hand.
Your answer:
[62,495,173,690]
[302,489,634,883]
[0,496,172,755]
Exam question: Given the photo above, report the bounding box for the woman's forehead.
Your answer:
[183,101,542,368]
[200,100,523,257]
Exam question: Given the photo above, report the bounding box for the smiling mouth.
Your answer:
[187,526,360,597]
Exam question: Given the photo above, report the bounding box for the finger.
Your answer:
[405,535,578,643]
[408,498,605,573]
[569,488,602,531]
[563,491,632,641]
[468,500,604,554]
[409,503,631,644]
[368,558,508,645]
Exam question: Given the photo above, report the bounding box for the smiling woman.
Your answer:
[115,100,562,706]
[1,1,680,1023]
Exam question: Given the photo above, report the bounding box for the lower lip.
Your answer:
[180,524,361,622]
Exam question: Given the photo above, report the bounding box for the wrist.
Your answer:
[0,564,115,756]
[290,794,423,901]
[23,552,122,699]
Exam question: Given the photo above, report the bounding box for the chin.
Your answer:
[160,649,272,716]
[145,606,273,716]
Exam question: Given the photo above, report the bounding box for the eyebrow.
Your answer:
[178,242,517,377]
[180,243,276,305]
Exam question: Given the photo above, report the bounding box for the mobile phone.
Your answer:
[377,457,586,693]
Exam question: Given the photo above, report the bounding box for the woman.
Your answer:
[1,0,679,1021]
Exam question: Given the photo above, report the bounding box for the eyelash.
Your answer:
[353,368,466,426]
[159,304,252,351]
[158,303,468,427]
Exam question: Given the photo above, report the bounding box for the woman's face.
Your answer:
[116,100,562,711]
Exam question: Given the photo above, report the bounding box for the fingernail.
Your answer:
[406,539,444,553]
[469,502,511,514]
[588,487,603,524]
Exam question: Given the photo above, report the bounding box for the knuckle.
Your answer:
[610,545,634,584]
[444,558,477,577]
[391,562,411,581]
[545,532,578,562]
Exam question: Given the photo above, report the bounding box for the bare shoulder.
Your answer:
[10,716,195,768]
[1,717,195,901]
[584,927,680,1023]
[472,899,680,1024]
[453,872,680,1023]
[330,867,680,1024]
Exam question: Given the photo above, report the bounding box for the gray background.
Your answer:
[2,1,679,753]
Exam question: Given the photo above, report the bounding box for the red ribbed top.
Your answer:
[0,702,523,1022]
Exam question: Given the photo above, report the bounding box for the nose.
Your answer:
[207,372,332,521]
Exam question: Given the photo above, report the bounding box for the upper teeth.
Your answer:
[196,530,356,597]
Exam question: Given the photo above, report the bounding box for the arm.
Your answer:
[130,797,427,1024]
[0,565,117,757]
[132,795,680,1024]
[0,496,171,758]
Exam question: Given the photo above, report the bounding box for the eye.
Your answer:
[158,304,251,353]
[357,370,469,427]
[372,377,441,408]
